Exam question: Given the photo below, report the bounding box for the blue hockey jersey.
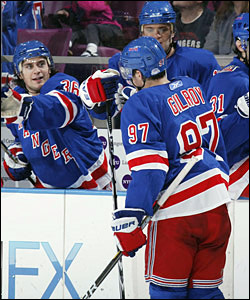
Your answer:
[207,57,249,116]
[7,73,111,189]
[2,1,18,76]
[167,45,221,93]
[17,1,44,29]
[121,76,231,218]
[206,57,249,200]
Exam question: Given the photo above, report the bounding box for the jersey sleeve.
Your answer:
[30,91,81,130]
[209,73,249,116]
[218,111,249,167]
[20,74,84,130]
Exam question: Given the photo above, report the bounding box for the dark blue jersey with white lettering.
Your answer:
[7,73,110,189]
[121,76,230,218]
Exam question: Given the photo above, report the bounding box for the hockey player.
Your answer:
[1,40,119,189]
[132,1,221,91]
[17,1,44,29]
[81,1,221,121]
[206,13,249,200]
[111,36,231,299]
[2,1,18,86]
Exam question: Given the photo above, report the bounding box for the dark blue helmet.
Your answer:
[13,40,54,75]
[233,13,249,50]
[139,1,176,26]
[119,36,167,80]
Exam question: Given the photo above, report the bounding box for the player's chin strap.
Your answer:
[81,155,201,299]
[242,51,249,67]
[165,40,175,57]
[165,29,176,57]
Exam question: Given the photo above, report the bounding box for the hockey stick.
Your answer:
[105,101,126,299]
[1,140,36,186]
[81,155,200,299]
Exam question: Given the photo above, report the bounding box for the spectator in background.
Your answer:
[17,1,44,29]
[2,1,18,87]
[207,1,221,12]
[172,1,215,48]
[56,1,124,57]
[2,1,45,88]
[203,1,249,54]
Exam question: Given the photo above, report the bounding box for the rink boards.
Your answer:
[1,188,249,299]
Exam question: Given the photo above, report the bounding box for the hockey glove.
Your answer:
[235,92,249,118]
[79,69,120,109]
[115,83,137,112]
[1,86,33,124]
[3,143,32,181]
[111,208,147,257]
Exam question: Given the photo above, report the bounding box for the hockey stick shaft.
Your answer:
[106,102,118,209]
[1,140,36,186]
[105,101,126,299]
[81,155,200,299]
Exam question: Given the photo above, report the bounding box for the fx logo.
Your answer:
[8,241,83,299]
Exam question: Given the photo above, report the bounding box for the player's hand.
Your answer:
[235,91,249,118]
[3,143,32,181]
[79,69,120,109]
[111,208,147,257]
[115,83,137,112]
[1,86,33,124]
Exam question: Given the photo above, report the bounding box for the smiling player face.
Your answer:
[19,57,51,95]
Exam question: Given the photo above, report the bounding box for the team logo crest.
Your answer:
[218,65,239,73]
[158,58,165,67]
[128,47,139,52]
[169,80,183,90]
